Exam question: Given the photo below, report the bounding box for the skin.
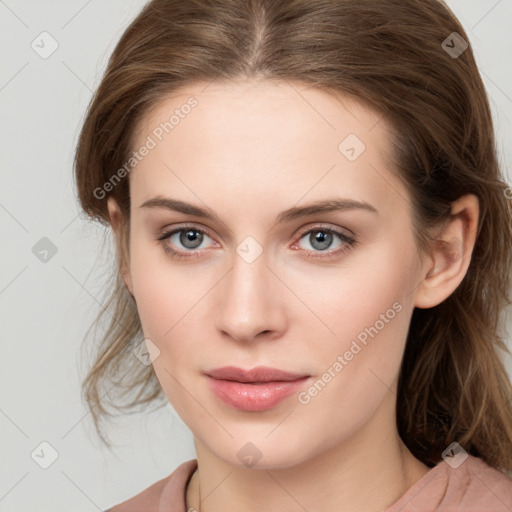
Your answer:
[107,79,479,512]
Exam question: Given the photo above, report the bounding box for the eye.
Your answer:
[170,228,210,250]
[291,225,357,259]
[157,224,217,258]
[157,223,357,261]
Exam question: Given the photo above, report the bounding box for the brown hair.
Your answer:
[74,0,512,476]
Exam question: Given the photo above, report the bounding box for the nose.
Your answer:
[214,246,287,344]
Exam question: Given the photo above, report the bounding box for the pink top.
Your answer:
[105,454,512,511]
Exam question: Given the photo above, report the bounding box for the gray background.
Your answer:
[1,1,511,511]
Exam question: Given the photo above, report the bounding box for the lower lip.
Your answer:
[205,375,310,412]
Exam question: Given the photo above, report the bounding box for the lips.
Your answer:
[204,366,311,412]
[204,365,309,383]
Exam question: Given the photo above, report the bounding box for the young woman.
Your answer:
[74,0,512,510]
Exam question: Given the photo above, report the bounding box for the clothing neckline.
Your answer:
[384,457,449,511]
[176,457,449,511]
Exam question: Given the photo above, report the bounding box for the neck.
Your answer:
[186,391,430,512]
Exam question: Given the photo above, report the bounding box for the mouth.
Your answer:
[204,366,311,412]
[204,365,310,383]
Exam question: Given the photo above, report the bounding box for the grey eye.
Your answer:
[171,229,210,250]
[298,230,342,252]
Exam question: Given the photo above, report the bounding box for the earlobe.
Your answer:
[106,197,134,297]
[414,194,479,309]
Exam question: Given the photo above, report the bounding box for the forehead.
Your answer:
[135,79,386,148]
[129,80,409,219]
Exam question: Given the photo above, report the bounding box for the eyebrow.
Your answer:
[139,196,378,225]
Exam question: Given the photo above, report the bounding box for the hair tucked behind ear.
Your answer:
[74,0,512,475]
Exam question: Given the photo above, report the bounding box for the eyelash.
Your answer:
[156,223,358,261]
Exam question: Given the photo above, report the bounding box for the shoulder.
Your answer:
[387,454,512,512]
[104,459,198,512]
[453,454,512,510]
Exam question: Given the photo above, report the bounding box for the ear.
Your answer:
[414,194,479,309]
[107,196,134,296]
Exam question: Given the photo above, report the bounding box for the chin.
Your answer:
[207,436,316,471]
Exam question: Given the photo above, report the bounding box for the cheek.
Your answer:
[129,243,186,339]
[129,252,206,412]
[289,240,418,415]
[291,240,417,345]
[129,242,221,363]
[291,266,414,444]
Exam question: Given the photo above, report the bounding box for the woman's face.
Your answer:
[114,80,430,469]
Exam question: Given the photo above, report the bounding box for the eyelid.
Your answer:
[293,222,355,240]
[158,222,218,242]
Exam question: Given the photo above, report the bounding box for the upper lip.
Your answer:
[205,366,309,383]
